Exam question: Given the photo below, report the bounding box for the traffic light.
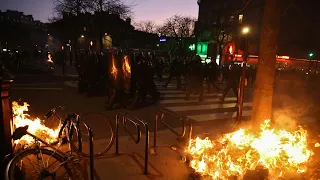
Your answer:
[309,53,314,57]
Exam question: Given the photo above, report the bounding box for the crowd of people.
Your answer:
[72,50,259,110]
[0,48,260,110]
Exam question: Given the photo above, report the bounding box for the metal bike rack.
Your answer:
[82,122,95,180]
[154,108,192,147]
[115,113,149,175]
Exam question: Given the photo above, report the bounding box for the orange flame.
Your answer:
[186,120,316,179]
[12,101,60,145]
[122,55,131,76]
[111,55,118,79]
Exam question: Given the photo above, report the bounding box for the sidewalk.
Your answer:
[79,124,233,180]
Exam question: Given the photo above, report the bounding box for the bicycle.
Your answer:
[44,107,115,157]
[5,113,87,180]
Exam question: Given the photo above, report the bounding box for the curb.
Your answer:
[64,81,78,88]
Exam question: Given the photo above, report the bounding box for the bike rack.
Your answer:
[82,122,95,180]
[154,108,192,147]
[115,113,149,175]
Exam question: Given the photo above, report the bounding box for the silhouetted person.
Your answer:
[220,64,241,102]
[185,56,204,102]
[163,57,181,89]
[129,55,160,109]
[206,61,221,93]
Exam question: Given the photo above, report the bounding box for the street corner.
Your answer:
[64,80,78,88]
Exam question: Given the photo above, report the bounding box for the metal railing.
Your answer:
[115,113,149,175]
[81,122,94,180]
[154,108,192,147]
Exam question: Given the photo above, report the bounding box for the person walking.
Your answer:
[185,55,204,102]
[163,57,181,89]
[219,63,241,103]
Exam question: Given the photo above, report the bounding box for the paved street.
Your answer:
[155,79,252,123]
[11,71,319,133]
[7,69,320,179]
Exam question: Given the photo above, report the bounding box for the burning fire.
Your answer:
[47,53,53,63]
[186,120,316,179]
[12,101,60,145]
[111,55,118,79]
[122,55,131,76]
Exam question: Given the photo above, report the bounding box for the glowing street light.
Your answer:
[81,35,85,38]
[309,53,314,57]
[242,27,250,34]
[90,41,93,46]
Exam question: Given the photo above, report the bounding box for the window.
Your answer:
[239,14,243,24]
[229,16,234,22]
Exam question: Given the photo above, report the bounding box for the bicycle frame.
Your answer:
[14,114,82,160]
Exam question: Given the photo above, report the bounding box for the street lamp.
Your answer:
[81,35,85,38]
[242,27,250,34]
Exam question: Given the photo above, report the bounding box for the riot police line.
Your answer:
[76,49,160,110]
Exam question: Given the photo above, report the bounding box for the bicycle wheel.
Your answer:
[5,148,72,180]
[70,113,115,157]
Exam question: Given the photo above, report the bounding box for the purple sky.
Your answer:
[0,0,198,24]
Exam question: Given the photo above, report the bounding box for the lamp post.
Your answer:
[237,27,250,124]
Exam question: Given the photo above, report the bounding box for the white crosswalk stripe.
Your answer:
[155,79,252,122]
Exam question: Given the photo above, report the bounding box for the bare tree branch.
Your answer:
[89,0,134,19]
[53,0,91,16]
[133,20,157,33]
[158,15,196,38]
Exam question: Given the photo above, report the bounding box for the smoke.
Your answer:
[272,72,316,128]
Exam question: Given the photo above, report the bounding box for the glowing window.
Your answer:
[239,14,243,24]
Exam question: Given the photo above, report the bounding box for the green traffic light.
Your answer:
[309,53,314,57]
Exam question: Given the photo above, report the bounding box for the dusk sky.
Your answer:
[0,0,198,24]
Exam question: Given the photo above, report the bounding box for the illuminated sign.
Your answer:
[160,38,167,42]
[197,42,208,56]
[198,54,207,59]
[189,44,195,51]
[276,56,290,59]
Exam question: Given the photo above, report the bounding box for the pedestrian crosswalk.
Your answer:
[155,79,252,122]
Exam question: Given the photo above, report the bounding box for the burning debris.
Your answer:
[12,101,60,145]
[185,120,318,179]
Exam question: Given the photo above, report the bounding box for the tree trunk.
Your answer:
[251,0,282,126]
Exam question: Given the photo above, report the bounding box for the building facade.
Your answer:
[196,0,264,64]
[0,10,48,51]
